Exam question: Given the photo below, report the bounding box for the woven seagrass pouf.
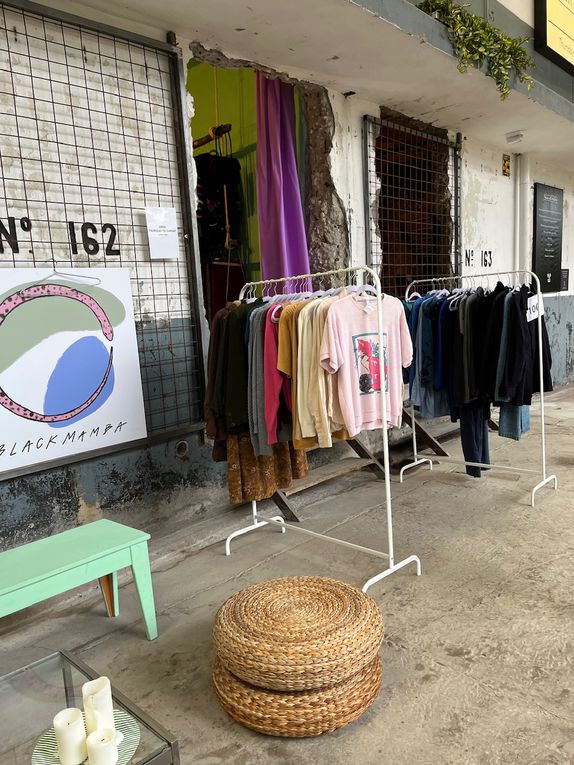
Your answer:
[212,576,384,691]
[212,655,383,737]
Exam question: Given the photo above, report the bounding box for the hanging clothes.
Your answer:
[402,280,553,475]
[277,300,334,450]
[302,292,350,447]
[263,305,292,446]
[255,73,310,285]
[227,433,308,504]
[498,284,553,406]
[296,299,324,441]
[411,294,450,419]
[205,298,309,503]
[204,302,238,462]
[459,402,490,478]
[320,294,413,436]
[248,305,273,456]
[194,153,242,260]
[205,284,415,502]
[499,404,530,441]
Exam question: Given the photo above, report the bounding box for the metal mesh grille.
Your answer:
[364,115,461,297]
[0,4,203,434]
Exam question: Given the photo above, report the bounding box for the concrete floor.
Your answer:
[2,389,574,765]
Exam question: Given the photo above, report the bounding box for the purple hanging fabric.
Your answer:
[256,73,310,291]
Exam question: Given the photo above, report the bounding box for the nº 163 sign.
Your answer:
[0,216,120,257]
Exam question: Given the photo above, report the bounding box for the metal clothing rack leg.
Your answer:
[400,270,558,507]
[224,265,421,592]
[399,404,434,483]
[265,436,392,523]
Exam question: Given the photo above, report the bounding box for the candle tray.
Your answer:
[31,709,140,765]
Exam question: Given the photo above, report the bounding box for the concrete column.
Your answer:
[518,153,532,273]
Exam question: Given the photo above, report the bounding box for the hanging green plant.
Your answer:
[418,0,534,100]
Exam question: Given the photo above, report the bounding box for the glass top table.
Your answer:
[0,650,179,765]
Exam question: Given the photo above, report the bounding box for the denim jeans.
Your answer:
[460,403,490,478]
[499,404,530,441]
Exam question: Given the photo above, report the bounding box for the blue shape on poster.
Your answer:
[44,336,115,428]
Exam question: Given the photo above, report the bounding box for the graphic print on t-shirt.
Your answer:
[353,333,388,395]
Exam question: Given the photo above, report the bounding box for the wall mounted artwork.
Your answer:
[0,268,147,475]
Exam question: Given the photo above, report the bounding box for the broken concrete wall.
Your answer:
[545,298,574,387]
[300,86,350,275]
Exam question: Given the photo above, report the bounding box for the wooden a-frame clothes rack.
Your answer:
[224,265,422,593]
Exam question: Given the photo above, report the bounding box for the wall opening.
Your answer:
[187,44,350,314]
[187,56,312,319]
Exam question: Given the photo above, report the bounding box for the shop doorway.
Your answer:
[187,61,308,321]
[187,62,257,321]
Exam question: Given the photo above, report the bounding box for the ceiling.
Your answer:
[32,0,574,169]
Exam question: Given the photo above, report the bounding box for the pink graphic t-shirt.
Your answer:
[320,294,412,435]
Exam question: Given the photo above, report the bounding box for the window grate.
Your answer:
[364,114,461,297]
[0,4,204,435]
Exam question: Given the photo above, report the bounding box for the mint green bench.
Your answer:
[0,519,158,640]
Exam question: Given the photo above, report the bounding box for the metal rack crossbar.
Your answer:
[400,270,558,506]
[224,265,421,593]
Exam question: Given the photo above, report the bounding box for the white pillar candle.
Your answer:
[53,708,87,765]
[86,728,118,765]
[82,677,115,736]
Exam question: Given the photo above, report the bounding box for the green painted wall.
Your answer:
[187,61,260,280]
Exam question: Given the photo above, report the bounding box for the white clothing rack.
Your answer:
[224,265,421,593]
[400,269,558,507]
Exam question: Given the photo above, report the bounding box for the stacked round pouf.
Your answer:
[212,576,384,737]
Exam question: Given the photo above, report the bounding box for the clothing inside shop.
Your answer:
[187,60,308,322]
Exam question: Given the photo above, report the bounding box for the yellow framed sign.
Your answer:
[535,0,574,75]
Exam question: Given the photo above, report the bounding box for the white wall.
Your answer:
[498,0,534,27]
[460,139,574,297]
[329,92,380,267]
[461,139,516,278]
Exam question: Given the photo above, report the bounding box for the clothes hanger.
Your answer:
[39,267,102,286]
[448,280,468,308]
[270,304,283,321]
[296,275,316,300]
[358,283,378,296]
[245,283,260,302]
[346,276,364,296]
[346,271,378,298]
[435,278,449,297]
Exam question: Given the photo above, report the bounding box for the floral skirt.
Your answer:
[226,432,309,504]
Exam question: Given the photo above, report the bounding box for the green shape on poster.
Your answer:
[0,280,126,374]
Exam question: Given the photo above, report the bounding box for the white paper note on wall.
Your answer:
[145,207,179,260]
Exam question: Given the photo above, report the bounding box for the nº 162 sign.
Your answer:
[0,216,120,257]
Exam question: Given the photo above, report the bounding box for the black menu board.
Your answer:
[533,183,563,292]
